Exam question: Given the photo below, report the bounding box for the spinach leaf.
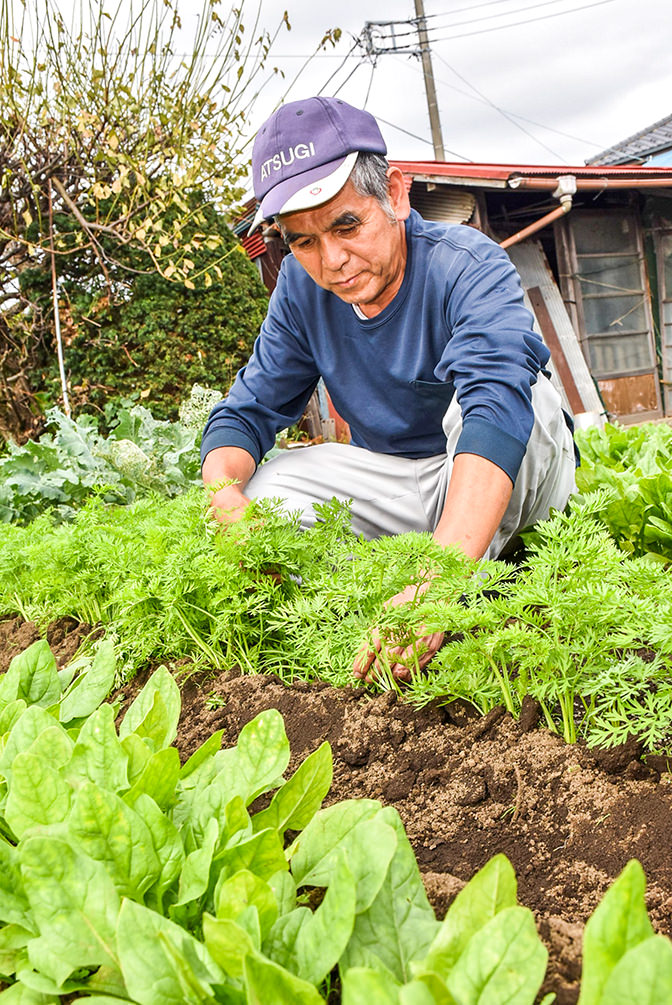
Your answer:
[340,808,439,983]
[578,859,654,1004]
[421,853,517,977]
[597,935,672,1004]
[19,836,120,988]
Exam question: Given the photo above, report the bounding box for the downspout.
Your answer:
[500,175,576,250]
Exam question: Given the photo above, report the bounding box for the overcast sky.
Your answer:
[235,0,672,167]
[24,0,672,168]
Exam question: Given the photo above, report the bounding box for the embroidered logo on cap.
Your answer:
[259,142,316,181]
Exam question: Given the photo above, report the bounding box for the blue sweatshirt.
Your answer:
[201,210,551,483]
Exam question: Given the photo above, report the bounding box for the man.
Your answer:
[201,96,577,681]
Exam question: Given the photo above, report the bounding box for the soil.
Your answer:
[3,615,672,1004]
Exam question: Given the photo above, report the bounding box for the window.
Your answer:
[569,212,655,380]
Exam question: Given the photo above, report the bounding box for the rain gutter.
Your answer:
[508,175,672,191]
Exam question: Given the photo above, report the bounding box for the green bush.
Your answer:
[25,205,268,422]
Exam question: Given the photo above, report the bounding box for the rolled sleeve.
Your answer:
[454,417,526,483]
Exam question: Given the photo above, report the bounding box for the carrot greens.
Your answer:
[1,480,671,753]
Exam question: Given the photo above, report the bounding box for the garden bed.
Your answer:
[3,615,671,1005]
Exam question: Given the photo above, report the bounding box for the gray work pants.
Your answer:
[246,374,576,558]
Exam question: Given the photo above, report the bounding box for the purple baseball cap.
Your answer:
[249,96,387,232]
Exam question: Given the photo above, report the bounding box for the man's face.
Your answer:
[277,171,410,317]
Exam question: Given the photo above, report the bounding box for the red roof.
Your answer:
[241,232,265,260]
[391,160,672,184]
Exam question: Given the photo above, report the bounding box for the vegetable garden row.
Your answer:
[1,404,672,1001]
[0,639,670,1004]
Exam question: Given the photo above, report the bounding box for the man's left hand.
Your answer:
[352,582,444,684]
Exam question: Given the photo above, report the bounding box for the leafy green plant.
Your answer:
[574,422,672,563]
[341,853,548,1004]
[577,860,672,1005]
[0,491,467,682]
[0,639,544,1004]
[0,639,330,1000]
[1,640,672,1003]
[410,495,672,750]
[0,397,205,524]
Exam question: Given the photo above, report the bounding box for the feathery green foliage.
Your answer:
[412,494,672,749]
[1,489,671,752]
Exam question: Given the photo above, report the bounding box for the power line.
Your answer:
[373,112,472,161]
[363,0,549,25]
[171,51,362,60]
[429,52,603,149]
[159,0,620,62]
[317,38,364,95]
[431,52,564,160]
[274,34,362,109]
[422,0,558,18]
[365,0,556,30]
[237,37,363,151]
[332,60,365,98]
[364,3,599,161]
[362,61,376,110]
[425,0,618,44]
[372,113,434,147]
[367,0,595,46]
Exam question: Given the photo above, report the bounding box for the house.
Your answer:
[236,159,672,426]
[588,113,672,168]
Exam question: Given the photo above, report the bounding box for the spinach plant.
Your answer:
[577,859,672,1005]
[0,640,548,1004]
[0,641,671,1003]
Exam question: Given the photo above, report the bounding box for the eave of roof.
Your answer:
[391,160,672,186]
[242,232,266,260]
[235,159,672,258]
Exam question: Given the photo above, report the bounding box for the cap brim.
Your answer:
[247,151,359,235]
[276,152,359,217]
[247,204,267,236]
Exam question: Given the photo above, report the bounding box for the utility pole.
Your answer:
[363,5,446,161]
[413,0,445,160]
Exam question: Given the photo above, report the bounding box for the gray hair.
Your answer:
[349,152,396,222]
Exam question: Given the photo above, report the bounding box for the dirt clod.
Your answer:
[518,695,542,733]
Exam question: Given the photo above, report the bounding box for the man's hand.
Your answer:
[352,581,444,684]
[353,453,512,684]
[202,446,256,527]
[208,483,251,526]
